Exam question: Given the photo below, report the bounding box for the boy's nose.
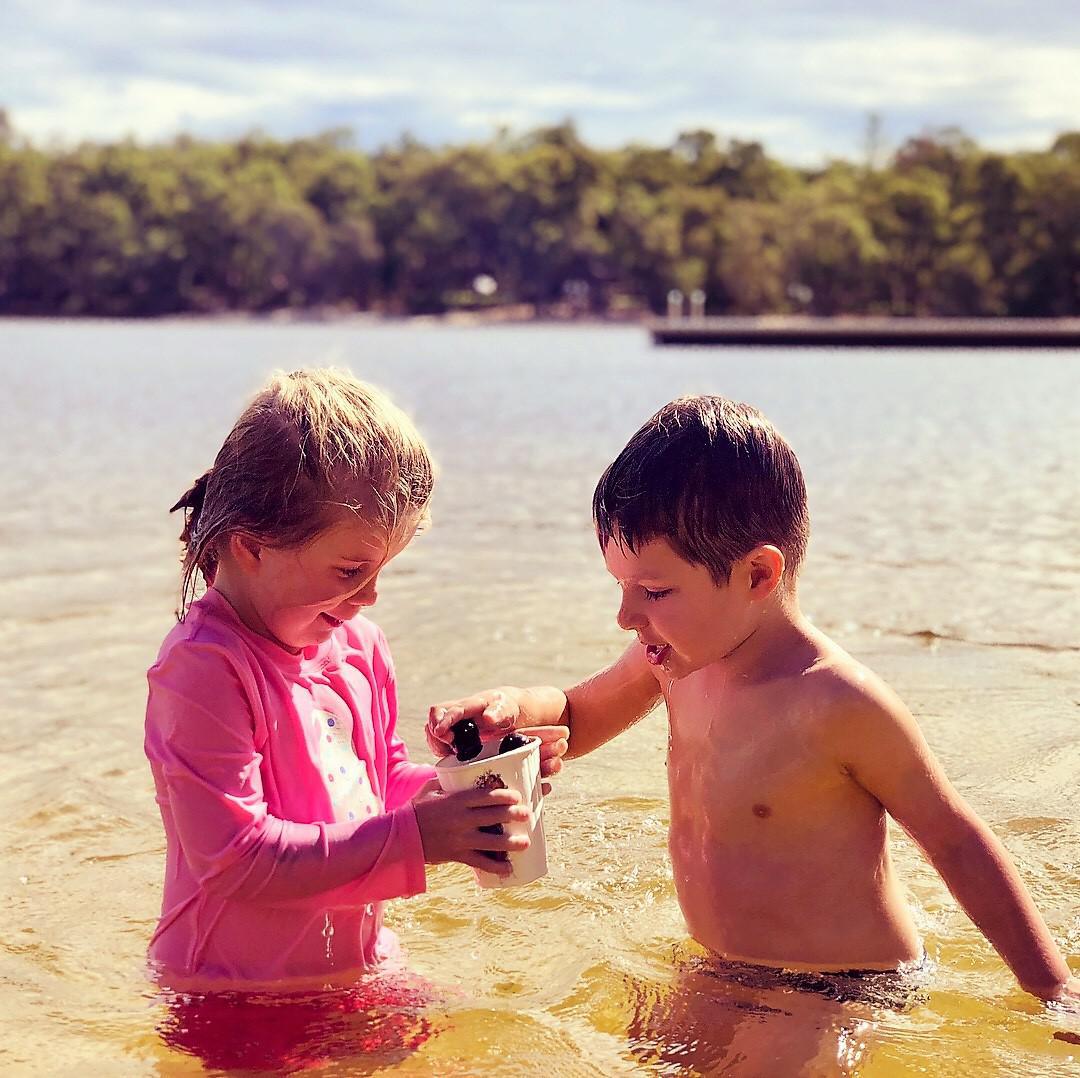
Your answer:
[616,599,643,632]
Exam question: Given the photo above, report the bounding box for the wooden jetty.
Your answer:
[650,317,1080,348]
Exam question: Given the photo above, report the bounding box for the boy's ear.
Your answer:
[746,545,785,599]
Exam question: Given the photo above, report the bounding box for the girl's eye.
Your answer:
[643,588,672,601]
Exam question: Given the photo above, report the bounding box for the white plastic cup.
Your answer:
[434,735,548,888]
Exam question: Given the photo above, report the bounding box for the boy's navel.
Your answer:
[752,803,772,818]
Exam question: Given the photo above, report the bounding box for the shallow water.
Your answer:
[1,320,1078,1075]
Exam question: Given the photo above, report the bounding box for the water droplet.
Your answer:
[322,911,335,964]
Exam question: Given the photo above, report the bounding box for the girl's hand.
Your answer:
[426,689,569,779]
[412,780,531,877]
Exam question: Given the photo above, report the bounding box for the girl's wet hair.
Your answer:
[593,396,808,585]
[171,368,434,618]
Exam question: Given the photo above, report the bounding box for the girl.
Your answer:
[145,368,559,986]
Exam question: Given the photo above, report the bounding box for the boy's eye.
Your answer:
[337,567,365,580]
[643,588,672,601]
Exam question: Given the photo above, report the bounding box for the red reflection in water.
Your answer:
[157,973,440,1072]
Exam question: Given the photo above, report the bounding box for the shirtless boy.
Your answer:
[428,395,1078,1006]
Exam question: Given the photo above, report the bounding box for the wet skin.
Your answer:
[664,653,922,971]
[603,535,921,971]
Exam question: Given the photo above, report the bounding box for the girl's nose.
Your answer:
[352,577,378,607]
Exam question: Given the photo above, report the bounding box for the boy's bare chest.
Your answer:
[664,678,854,830]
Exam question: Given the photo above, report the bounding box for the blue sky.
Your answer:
[3,1,1078,163]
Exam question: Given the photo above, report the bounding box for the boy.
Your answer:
[427,395,1078,1006]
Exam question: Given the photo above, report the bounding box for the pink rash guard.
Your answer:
[144,588,436,984]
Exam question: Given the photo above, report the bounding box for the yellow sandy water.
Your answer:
[1,321,1077,1075]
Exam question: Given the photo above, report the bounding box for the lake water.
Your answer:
[1,320,1078,1075]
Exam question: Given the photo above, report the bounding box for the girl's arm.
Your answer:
[147,641,426,905]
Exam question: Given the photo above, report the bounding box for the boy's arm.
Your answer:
[826,679,1076,1002]
[562,642,664,758]
[426,642,662,762]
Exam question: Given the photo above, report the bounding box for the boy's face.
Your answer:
[602,534,759,679]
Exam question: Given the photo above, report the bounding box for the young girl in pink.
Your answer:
[144,369,552,987]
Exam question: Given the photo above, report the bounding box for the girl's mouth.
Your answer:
[644,643,671,666]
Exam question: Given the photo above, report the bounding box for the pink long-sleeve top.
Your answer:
[144,588,436,985]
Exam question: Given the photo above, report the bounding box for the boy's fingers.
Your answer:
[541,781,552,796]
[430,694,506,736]
[540,757,563,779]
[429,703,464,737]
[425,725,452,757]
[520,724,570,746]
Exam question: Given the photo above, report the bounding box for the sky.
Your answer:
[3,0,1078,164]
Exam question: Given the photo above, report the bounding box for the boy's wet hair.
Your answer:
[593,396,808,584]
[170,368,434,617]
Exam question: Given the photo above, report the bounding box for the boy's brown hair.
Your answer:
[593,395,809,585]
[170,368,434,616]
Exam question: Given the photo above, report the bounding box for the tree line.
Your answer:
[1,112,1077,318]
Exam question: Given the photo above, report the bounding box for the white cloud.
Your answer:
[2,2,1077,159]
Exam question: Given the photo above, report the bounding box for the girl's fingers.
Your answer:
[469,805,530,827]
[459,852,514,876]
[472,832,531,853]
[541,781,552,796]
[412,777,444,802]
[447,787,522,810]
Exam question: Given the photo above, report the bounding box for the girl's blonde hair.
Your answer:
[170,368,435,617]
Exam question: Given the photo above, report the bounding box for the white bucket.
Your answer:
[434,735,548,888]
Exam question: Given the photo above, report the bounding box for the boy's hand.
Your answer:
[426,688,569,778]
[1049,975,1080,1010]
[412,780,530,877]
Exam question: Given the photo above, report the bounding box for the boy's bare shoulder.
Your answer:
[793,647,911,739]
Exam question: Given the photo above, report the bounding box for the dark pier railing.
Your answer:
[650,317,1080,348]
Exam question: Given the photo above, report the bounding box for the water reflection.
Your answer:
[616,943,936,1075]
[154,971,441,1074]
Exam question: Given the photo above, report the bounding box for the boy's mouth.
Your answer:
[644,643,671,666]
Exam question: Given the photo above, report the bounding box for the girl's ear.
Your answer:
[746,544,785,599]
[227,532,264,570]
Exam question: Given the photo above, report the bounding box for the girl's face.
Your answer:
[230,510,422,653]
